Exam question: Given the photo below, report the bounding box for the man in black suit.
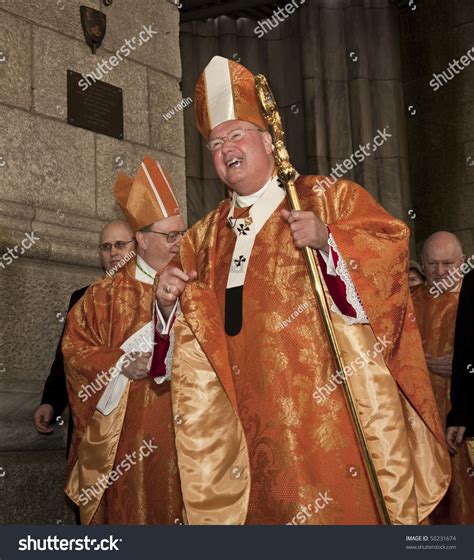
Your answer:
[447,269,474,451]
[33,220,136,445]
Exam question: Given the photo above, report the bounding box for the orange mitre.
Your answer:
[113,156,181,231]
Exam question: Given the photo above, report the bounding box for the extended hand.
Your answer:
[425,354,453,377]
[281,209,329,252]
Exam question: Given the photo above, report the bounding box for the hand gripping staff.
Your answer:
[254,74,391,525]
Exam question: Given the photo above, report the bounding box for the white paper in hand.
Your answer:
[96,321,154,415]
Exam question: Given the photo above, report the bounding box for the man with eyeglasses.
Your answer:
[98,222,136,274]
[34,220,136,441]
[156,56,450,525]
[62,157,183,525]
[33,219,135,523]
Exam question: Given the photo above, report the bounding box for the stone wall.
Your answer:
[0,0,184,523]
[399,0,474,258]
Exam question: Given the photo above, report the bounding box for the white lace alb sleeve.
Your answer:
[323,234,369,325]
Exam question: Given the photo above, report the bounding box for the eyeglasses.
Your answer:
[146,230,187,243]
[206,128,265,152]
[98,240,134,252]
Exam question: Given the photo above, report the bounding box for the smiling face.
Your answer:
[209,119,275,195]
[422,231,464,291]
[135,214,186,272]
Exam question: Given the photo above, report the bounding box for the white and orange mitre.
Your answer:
[194,55,268,138]
[113,156,181,231]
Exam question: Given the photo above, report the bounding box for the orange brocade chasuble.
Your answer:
[413,283,474,524]
[62,259,182,525]
[171,176,451,525]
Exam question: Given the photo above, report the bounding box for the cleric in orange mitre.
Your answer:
[156,56,451,525]
[62,157,184,524]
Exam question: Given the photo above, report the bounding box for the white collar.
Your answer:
[135,255,157,285]
[227,177,285,290]
[235,176,273,208]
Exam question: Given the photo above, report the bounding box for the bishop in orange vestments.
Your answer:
[157,57,450,525]
[413,231,474,524]
[62,157,184,524]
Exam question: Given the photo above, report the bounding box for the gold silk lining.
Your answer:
[172,314,250,525]
[329,306,450,524]
[399,394,452,520]
[65,383,130,525]
[466,440,474,466]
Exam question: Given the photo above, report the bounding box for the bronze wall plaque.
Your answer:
[67,70,123,140]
